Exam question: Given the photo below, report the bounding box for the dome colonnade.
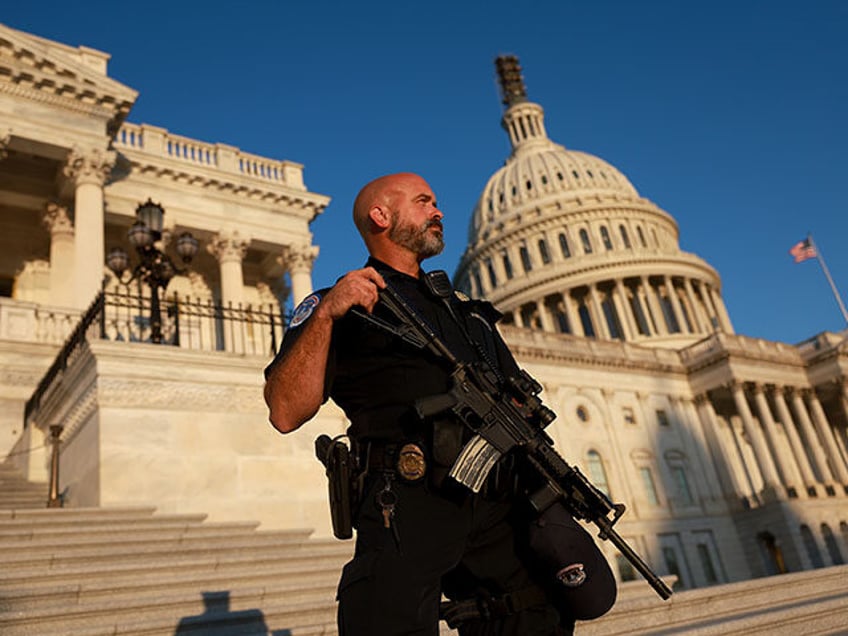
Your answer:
[455,56,733,348]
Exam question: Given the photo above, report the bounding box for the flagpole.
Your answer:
[807,234,848,326]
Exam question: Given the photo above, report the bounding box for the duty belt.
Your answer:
[440,584,550,628]
[359,441,427,482]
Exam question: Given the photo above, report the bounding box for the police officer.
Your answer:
[264,173,615,635]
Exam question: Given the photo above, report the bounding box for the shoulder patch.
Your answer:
[454,290,470,302]
[289,293,321,328]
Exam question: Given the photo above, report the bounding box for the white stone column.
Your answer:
[642,277,667,335]
[664,276,686,333]
[751,384,798,495]
[588,285,610,339]
[0,128,11,161]
[683,278,706,333]
[208,231,249,307]
[774,387,819,495]
[807,391,848,485]
[535,300,555,332]
[731,382,782,496]
[208,231,249,354]
[42,203,75,308]
[684,398,722,500]
[63,147,115,309]
[278,243,319,306]
[611,280,636,340]
[562,292,583,336]
[789,389,834,485]
[707,285,734,334]
[694,394,744,503]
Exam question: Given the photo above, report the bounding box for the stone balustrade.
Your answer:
[114,122,305,190]
[0,298,80,345]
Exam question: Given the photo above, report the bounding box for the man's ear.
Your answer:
[369,205,392,230]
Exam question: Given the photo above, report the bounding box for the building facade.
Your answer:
[454,56,848,586]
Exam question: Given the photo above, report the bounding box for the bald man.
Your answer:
[264,173,612,635]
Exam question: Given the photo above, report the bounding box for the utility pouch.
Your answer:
[315,434,354,540]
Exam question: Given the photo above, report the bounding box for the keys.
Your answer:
[376,473,402,551]
[377,475,397,528]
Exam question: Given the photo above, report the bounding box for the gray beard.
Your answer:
[389,218,444,259]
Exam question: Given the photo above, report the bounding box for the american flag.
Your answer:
[789,238,816,263]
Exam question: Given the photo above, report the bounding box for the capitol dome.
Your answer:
[455,56,733,349]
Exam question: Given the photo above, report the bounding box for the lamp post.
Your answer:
[106,199,199,344]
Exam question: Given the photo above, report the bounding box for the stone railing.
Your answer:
[679,332,801,366]
[0,298,81,345]
[114,122,305,189]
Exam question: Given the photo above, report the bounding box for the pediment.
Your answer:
[0,23,138,133]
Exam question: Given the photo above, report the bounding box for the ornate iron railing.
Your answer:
[24,290,287,426]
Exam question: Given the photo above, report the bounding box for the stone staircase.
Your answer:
[1,460,846,635]
[0,460,47,509]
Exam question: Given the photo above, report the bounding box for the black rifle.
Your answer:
[370,280,673,600]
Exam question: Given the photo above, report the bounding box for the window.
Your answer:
[576,406,590,422]
[630,294,651,336]
[656,409,670,427]
[519,244,532,272]
[472,269,483,296]
[662,547,684,591]
[619,225,631,249]
[578,300,595,338]
[822,524,844,565]
[579,229,593,254]
[622,407,636,425]
[640,467,660,505]
[538,239,551,264]
[637,226,647,247]
[485,259,497,287]
[616,554,637,581]
[602,295,623,339]
[587,450,611,497]
[600,226,613,250]
[671,466,695,506]
[558,233,571,258]
[659,294,681,333]
[800,525,824,568]
[502,253,513,280]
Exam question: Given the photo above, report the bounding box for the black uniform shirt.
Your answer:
[265,257,519,443]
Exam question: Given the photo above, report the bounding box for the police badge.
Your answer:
[396,443,427,481]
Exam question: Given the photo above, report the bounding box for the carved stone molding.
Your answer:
[0,128,11,161]
[278,243,319,274]
[207,230,249,264]
[42,202,74,236]
[98,377,264,414]
[63,147,116,186]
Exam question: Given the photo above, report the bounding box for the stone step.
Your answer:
[0,526,318,559]
[0,584,338,635]
[0,505,158,520]
[576,565,848,635]
[0,564,340,625]
[0,518,265,542]
[0,543,352,590]
[0,533,348,570]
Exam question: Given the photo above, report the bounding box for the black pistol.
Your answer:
[315,434,354,540]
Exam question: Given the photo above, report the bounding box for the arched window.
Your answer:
[600,226,613,250]
[538,239,551,264]
[485,258,497,287]
[579,229,593,254]
[637,226,647,247]
[519,244,532,272]
[577,299,594,338]
[800,525,825,568]
[619,224,631,249]
[821,524,844,565]
[502,252,513,280]
[587,450,611,497]
[639,467,660,505]
[558,233,571,258]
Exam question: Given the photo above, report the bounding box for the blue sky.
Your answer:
[4,1,847,344]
